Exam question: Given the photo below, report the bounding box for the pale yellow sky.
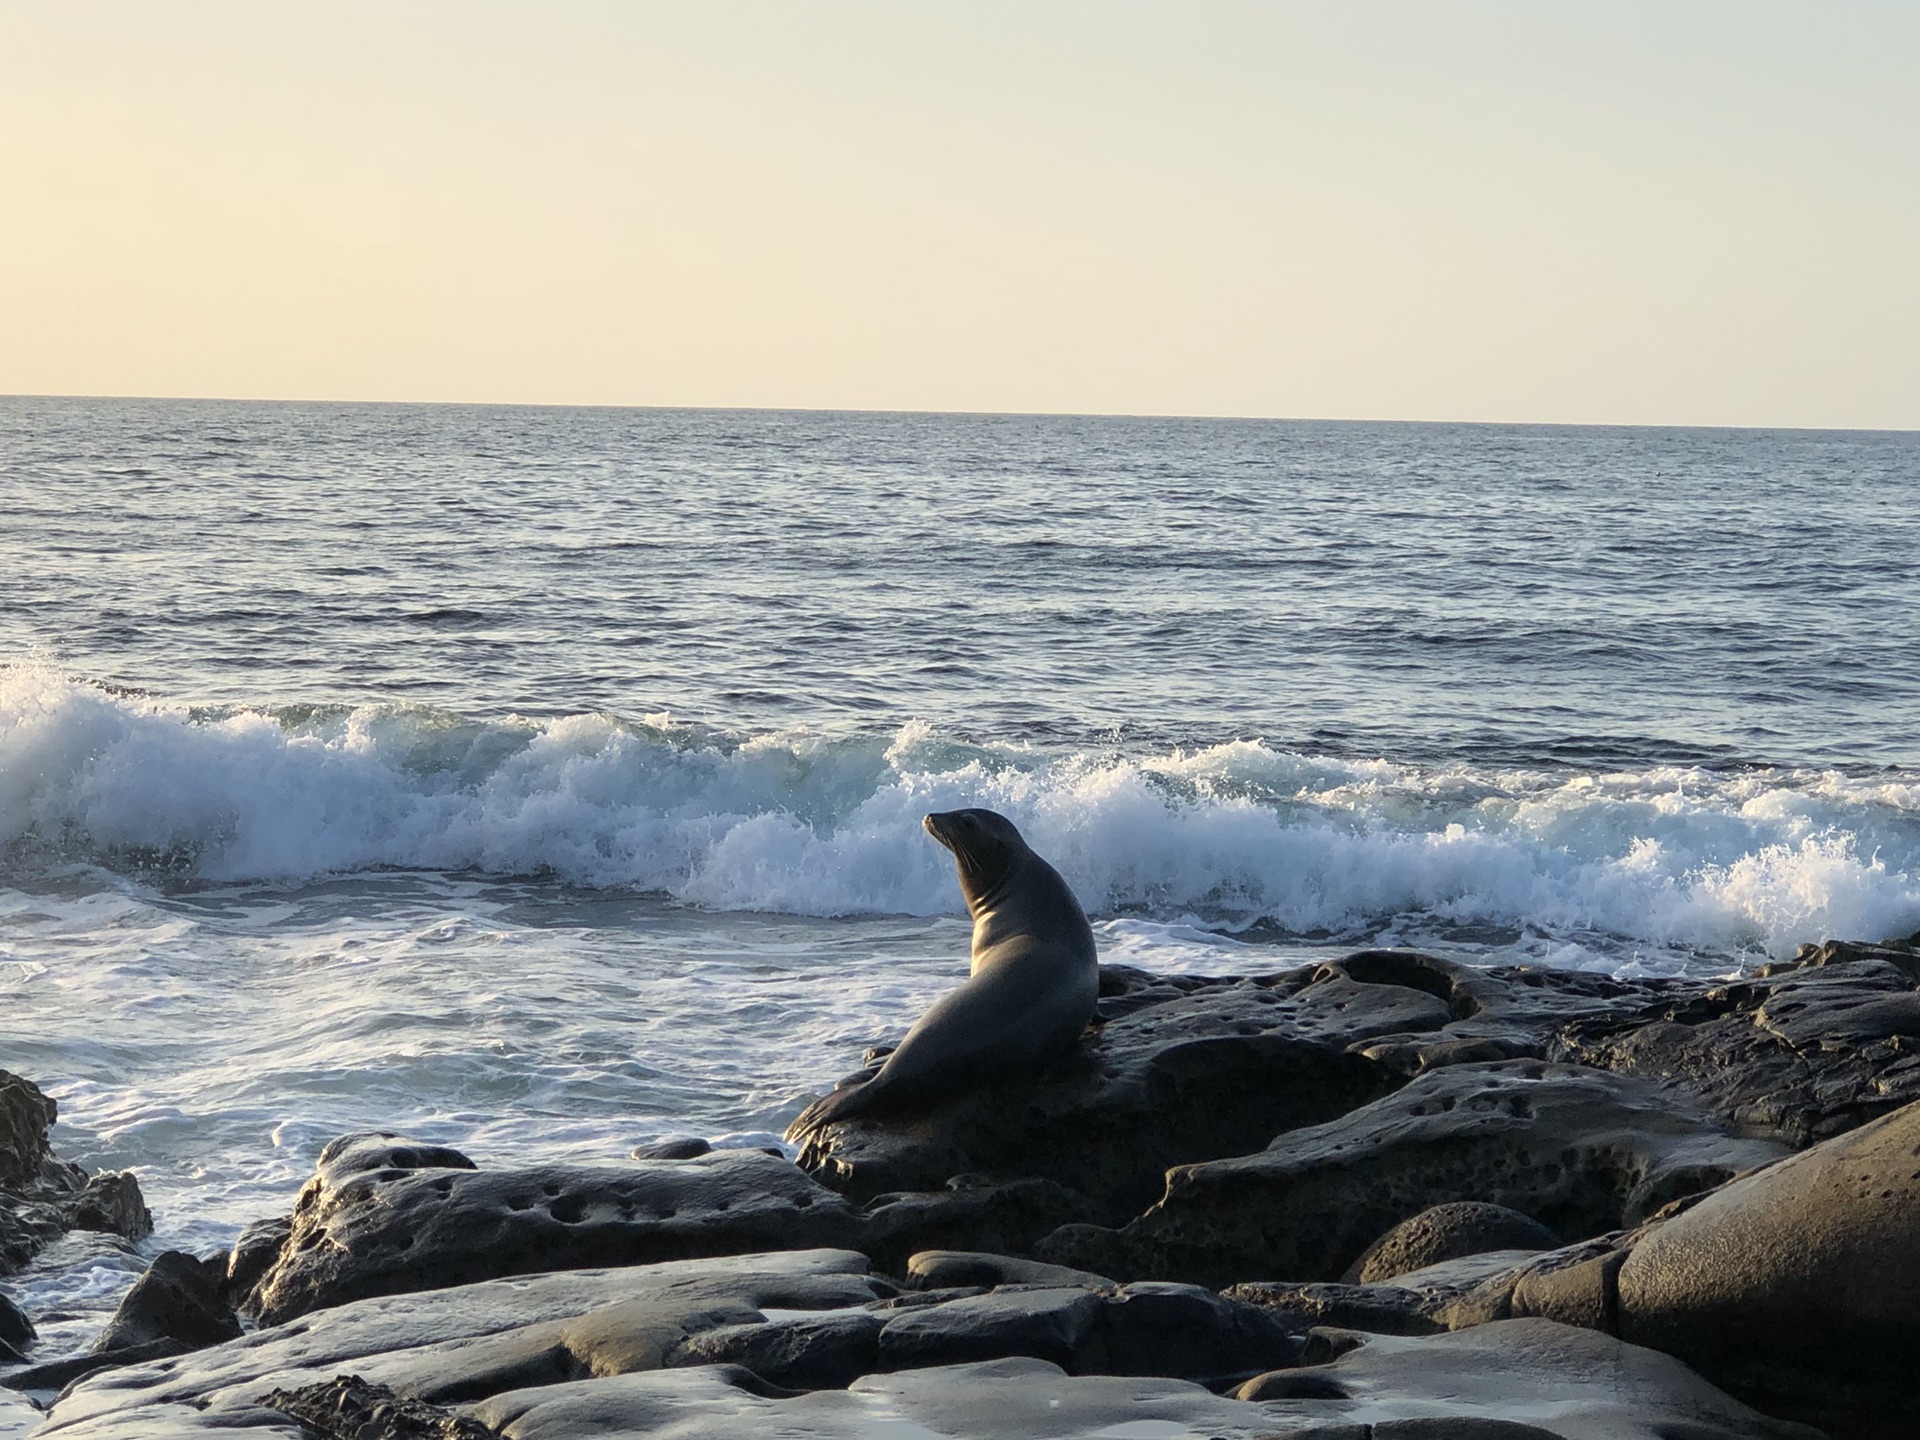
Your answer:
[2,2,1915,426]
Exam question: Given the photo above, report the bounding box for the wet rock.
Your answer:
[876,1286,1104,1371]
[794,959,1445,1215]
[224,1216,293,1302]
[1089,1280,1299,1381]
[1346,1200,1558,1283]
[247,1143,863,1323]
[1554,937,1920,1147]
[663,1309,884,1389]
[469,1357,1283,1440]
[0,1072,151,1276]
[1615,1093,1920,1421]
[1225,1280,1451,1337]
[2,1338,195,1398]
[904,1249,1114,1290]
[1236,1317,1823,1439]
[1039,1059,1782,1287]
[631,1137,711,1161]
[0,1288,32,1352]
[36,1250,883,1436]
[858,1177,1092,1273]
[0,1074,56,1189]
[0,1389,42,1440]
[793,952,1724,1226]
[92,1251,242,1355]
[261,1375,498,1439]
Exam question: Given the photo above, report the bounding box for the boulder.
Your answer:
[793,958,1446,1214]
[0,1070,151,1275]
[792,951,1779,1227]
[1346,1201,1557,1283]
[0,1073,56,1189]
[91,1252,241,1355]
[0,1288,32,1352]
[1616,1094,1920,1421]
[1039,1059,1782,1286]
[245,1139,863,1323]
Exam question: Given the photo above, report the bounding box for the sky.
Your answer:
[2,2,1916,427]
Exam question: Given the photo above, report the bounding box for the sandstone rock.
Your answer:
[663,1308,884,1389]
[1554,938,1920,1146]
[91,1251,241,1355]
[247,1143,863,1323]
[1039,1060,1782,1286]
[1237,1317,1823,1439]
[1616,1093,1920,1419]
[859,1176,1092,1273]
[35,1250,882,1437]
[793,958,1447,1214]
[2,1339,196,1399]
[876,1286,1104,1371]
[470,1357,1280,1440]
[792,952,1747,1228]
[1346,1201,1557,1283]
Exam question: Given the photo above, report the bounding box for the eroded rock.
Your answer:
[0,1071,151,1276]
[247,1141,863,1323]
[1039,1059,1782,1286]
[1615,1094,1920,1421]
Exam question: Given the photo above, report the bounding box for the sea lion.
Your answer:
[785,808,1099,1139]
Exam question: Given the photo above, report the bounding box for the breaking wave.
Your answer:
[4,662,1917,958]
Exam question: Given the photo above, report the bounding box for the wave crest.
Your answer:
[4,662,1917,956]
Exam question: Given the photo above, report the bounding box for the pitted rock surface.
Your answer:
[1553,936,1920,1146]
[248,1145,864,1323]
[1038,1059,1783,1287]
[1615,1094,1920,1420]
[34,1251,882,1438]
[794,952,1722,1221]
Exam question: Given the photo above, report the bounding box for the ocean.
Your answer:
[2,396,1917,1357]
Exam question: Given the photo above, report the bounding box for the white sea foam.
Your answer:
[4,662,1917,958]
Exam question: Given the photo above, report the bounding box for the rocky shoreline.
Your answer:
[5,934,1920,1438]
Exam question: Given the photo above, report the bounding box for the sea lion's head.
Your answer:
[924,808,1029,903]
